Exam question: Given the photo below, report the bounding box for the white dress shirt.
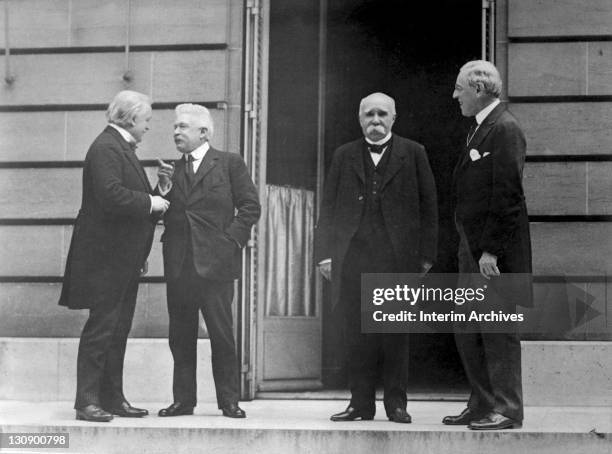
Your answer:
[474,98,501,128]
[108,123,136,145]
[365,131,392,166]
[185,141,210,174]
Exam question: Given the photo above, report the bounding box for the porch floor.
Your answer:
[1,400,610,453]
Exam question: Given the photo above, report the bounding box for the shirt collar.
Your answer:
[185,141,210,161]
[475,99,501,125]
[365,132,392,146]
[108,123,136,146]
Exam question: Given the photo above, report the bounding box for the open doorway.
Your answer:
[260,0,481,395]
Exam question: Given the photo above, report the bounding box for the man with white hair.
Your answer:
[315,92,438,423]
[59,90,170,422]
[157,104,260,419]
[443,60,532,430]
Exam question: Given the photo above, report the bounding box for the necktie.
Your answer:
[466,120,478,146]
[186,154,195,187]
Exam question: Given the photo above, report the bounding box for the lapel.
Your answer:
[454,136,472,177]
[187,147,220,203]
[349,142,366,184]
[106,126,152,192]
[454,103,506,176]
[191,147,218,188]
[380,135,406,191]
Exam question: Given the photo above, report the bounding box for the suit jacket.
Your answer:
[161,147,261,282]
[452,103,533,307]
[59,126,156,310]
[314,134,438,308]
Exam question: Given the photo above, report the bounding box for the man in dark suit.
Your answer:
[59,90,170,422]
[315,92,438,423]
[443,60,532,430]
[156,104,260,419]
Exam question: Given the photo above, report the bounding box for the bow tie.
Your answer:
[368,142,389,154]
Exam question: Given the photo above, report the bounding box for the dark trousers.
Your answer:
[340,239,409,416]
[454,223,524,421]
[454,329,523,421]
[166,260,238,409]
[74,276,139,409]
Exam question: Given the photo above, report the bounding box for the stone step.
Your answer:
[0,338,611,406]
[0,400,610,454]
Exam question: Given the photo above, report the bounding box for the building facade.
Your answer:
[0,0,610,403]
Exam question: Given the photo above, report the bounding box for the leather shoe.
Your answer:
[469,412,522,430]
[221,403,246,418]
[158,402,194,417]
[330,406,375,422]
[106,401,148,418]
[388,407,412,424]
[442,407,485,425]
[76,404,113,422]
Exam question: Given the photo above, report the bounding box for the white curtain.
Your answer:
[264,185,315,316]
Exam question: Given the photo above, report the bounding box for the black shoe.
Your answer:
[221,403,246,418]
[330,406,375,422]
[76,404,113,422]
[106,401,148,418]
[469,412,522,430]
[158,402,194,417]
[442,407,486,425]
[388,407,412,424]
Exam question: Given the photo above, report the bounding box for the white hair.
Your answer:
[175,103,214,139]
[106,90,151,128]
[359,92,396,116]
[460,60,503,98]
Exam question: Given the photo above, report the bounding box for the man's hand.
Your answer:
[151,195,170,213]
[318,260,331,281]
[479,251,500,279]
[157,158,175,192]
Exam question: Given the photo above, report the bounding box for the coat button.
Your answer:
[358,195,364,201]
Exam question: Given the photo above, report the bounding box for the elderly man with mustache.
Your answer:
[315,92,438,423]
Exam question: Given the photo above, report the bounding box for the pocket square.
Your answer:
[482,152,490,157]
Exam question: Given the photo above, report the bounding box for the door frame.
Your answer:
[239,0,267,400]
[242,0,496,399]
[244,0,328,396]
